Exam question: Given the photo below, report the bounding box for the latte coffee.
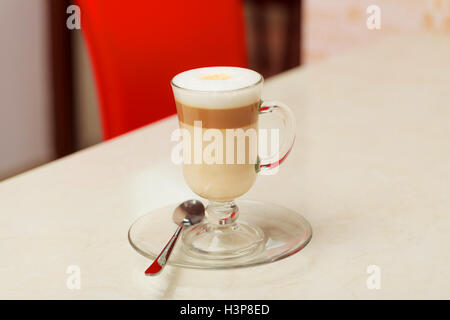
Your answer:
[171,67,263,201]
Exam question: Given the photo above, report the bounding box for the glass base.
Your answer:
[128,200,312,269]
[182,221,265,260]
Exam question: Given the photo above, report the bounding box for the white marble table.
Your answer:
[1,33,449,299]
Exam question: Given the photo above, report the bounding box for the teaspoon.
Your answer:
[145,199,205,276]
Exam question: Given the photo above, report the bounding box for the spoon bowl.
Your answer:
[173,199,205,226]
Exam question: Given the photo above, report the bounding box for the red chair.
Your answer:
[77,0,248,139]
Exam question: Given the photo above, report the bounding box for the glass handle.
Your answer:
[258,100,296,174]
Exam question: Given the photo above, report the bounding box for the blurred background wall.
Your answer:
[0,0,54,180]
[1,0,449,181]
[303,0,450,63]
[72,31,102,150]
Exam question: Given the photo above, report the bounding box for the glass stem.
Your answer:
[206,200,239,226]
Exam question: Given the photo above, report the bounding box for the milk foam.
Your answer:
[171,67,263,109]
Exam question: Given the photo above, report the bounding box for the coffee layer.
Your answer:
[180,122,258,201]
[176,101,259,128]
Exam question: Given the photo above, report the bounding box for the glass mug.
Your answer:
[171,67,295,260]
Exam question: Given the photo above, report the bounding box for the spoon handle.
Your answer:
[145,225,183,276]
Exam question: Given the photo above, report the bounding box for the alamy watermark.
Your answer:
[66,265,81,290]
[366,264,381,290]
[170,122,281,175]
[66,5,81,30]
[366,5,381,30]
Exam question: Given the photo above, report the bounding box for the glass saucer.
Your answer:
[128,200,312,269]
